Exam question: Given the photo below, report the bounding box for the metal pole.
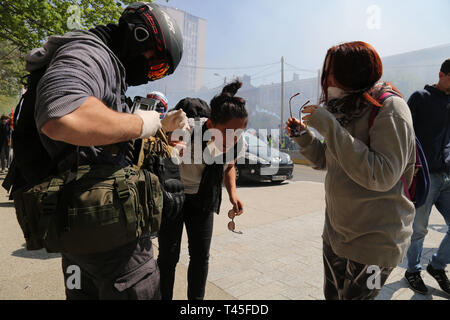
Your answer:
[281,56,285,133]
[317,69,321,104]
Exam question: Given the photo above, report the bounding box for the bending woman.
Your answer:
[158,81,247,300]
[287,41,416,300]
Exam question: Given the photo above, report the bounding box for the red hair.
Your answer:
[321,41,386,108]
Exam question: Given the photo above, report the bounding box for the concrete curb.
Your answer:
[292,159,310,166]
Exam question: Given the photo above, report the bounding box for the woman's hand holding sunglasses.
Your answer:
[228,209,243,235]
[286,117,306,137]
[301,105,320,126]
[286,100,314,137]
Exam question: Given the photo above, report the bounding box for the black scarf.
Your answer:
[89,24,151,86]
[326,82,400,127]
[89,24,122,58]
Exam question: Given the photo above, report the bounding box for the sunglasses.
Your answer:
[289,93,311,117]
[288,93,311,134]
[228,209,243,235]
[299,100,311,122]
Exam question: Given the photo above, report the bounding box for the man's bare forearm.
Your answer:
[41,97,143,146]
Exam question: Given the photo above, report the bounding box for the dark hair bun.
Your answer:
[209,79,247,124]
[222,80,243,97]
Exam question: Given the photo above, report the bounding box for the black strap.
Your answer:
[66,147,80,184]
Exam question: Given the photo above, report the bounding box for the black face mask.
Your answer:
[123,53,151,86]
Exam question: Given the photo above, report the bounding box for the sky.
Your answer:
[153,0,450,88]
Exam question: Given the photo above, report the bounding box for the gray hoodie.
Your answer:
[25,30,128,163]
[293,96,416,267]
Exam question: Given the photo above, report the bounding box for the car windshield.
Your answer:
[244,133,269,148]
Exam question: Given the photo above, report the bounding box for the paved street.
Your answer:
[0,166,448,300]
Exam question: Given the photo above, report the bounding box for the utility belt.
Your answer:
[12,164,162,254]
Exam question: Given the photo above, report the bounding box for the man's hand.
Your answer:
[134,109,162,138]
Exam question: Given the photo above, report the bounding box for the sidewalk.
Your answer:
[0,171,448,300]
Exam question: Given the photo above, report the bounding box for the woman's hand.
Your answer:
[301,105,320,126]
[286,117,306,137]
[230,194,244,216]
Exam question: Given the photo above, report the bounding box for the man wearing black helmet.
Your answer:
[23,2,186,300]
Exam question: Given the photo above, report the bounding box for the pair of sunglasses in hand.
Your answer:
[228,209,243,235]
[289,92,310,136]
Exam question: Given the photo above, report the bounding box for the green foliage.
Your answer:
[0,40,26,97]
[0,94,19,116]
[0,0,170,100]
[0,0,142,52]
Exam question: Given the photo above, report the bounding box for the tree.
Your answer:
[0,0,167,100]
[0,40,25,97]
[0,0,143,53]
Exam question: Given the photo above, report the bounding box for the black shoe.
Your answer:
[405,271,429,295]
[427,264,450,295]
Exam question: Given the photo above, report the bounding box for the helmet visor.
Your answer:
[148,61,170,81]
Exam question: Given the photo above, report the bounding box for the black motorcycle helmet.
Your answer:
[119,2,183,81]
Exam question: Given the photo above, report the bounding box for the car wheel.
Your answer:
[235,166,241,183]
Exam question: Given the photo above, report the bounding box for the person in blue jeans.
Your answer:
[405,59,450,296]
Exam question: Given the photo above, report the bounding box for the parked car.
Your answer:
[235,132,294,184]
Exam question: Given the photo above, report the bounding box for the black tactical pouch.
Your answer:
[12,165,162,254]
[135,168,163,238]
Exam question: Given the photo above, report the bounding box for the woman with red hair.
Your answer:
[287,41,417,300]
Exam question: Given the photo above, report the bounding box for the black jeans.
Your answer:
[158,193,214,300]
[61,234,161,300]
[323,241,394,300]
[0,144,9,171]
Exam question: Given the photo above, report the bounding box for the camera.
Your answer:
[132,96,165,113]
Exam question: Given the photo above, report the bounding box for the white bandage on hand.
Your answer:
[134,110,162,139]
[161,109,189,133]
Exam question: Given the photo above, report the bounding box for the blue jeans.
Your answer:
[406,172,450,272]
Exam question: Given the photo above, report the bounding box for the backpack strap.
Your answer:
[378,92,395,103]
[368,106,381,128]
[368,92,398,134]
[401,176,412,200]
[368,92,411,198]
[368,106,381,146]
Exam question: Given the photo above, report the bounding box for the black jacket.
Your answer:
[408,85,450,172]
[0,122,11,149]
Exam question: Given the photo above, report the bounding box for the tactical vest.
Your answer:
[4,67,163,254]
